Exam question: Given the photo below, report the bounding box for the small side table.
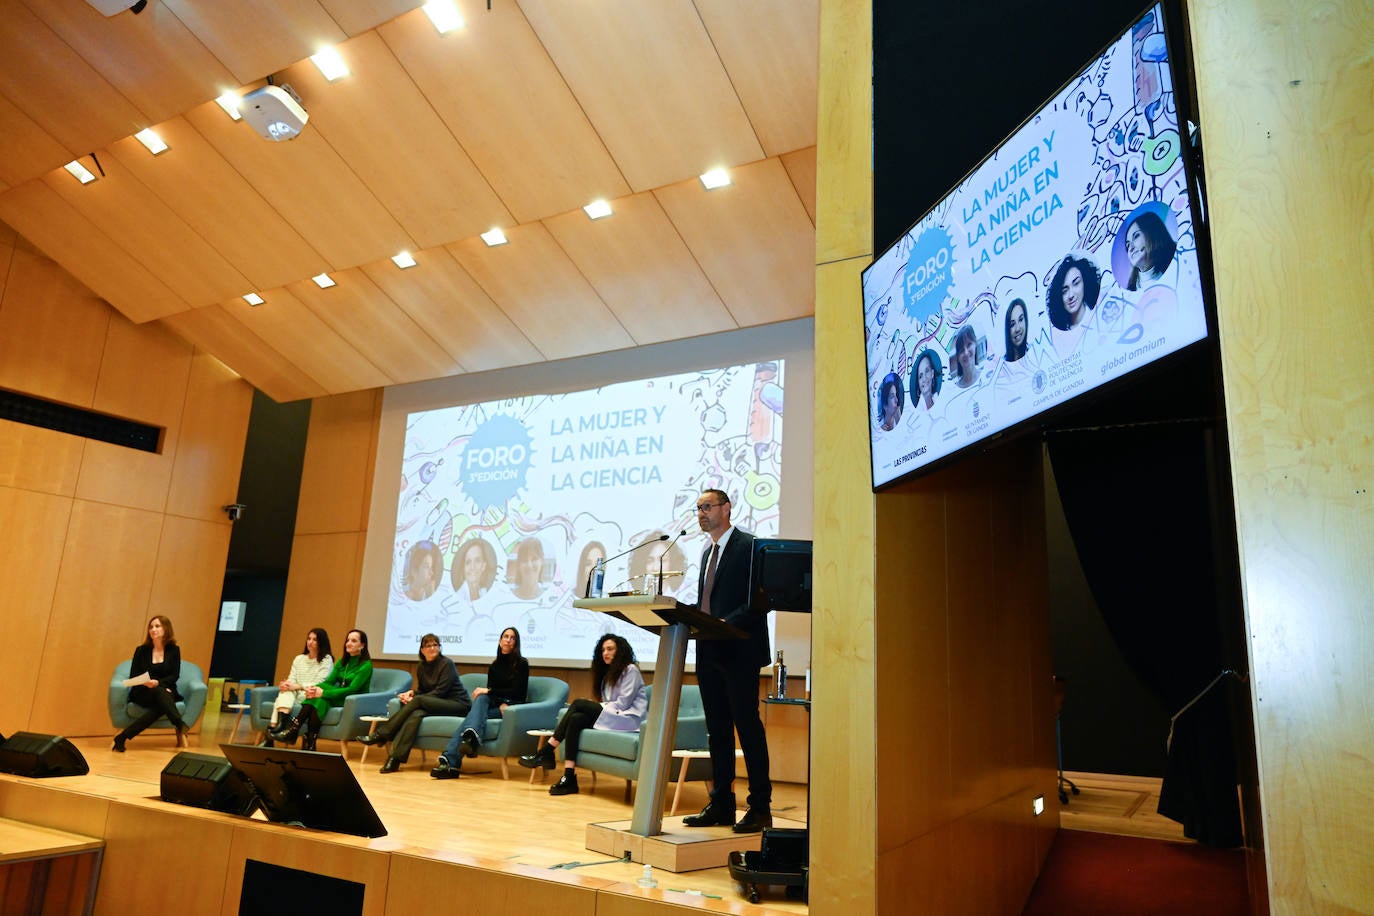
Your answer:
[357,715,388,766]
[226,704,251,744]
[670,747,744,815]
[526,729,555,784]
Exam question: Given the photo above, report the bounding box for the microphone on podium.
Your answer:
[657,530,687,595]
[584,534,669,598]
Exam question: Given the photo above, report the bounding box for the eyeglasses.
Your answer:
[696,502,725,513]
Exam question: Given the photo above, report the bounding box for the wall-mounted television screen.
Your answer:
[862,2,1210,489]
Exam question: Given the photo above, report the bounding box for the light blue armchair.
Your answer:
[107,659,208,735]
[574,683,712,800]
[244,667,411,755]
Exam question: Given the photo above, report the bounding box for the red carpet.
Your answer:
[1023,830,1250,915]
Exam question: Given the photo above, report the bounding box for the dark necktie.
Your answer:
[701,542,720,616]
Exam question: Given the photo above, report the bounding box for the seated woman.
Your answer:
[432,627,529,779]
[269,628,372,751]
[113,615,191,752]
[519,633,647,796]
[264,627,333,745]
[358,633,470,773]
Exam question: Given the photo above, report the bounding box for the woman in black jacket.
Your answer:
[357,633,470,773]
[113,615,190,752]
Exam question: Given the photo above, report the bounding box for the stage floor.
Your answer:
[9,710,809,914]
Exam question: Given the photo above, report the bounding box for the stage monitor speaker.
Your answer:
[0,732,89,778]
[161,751,257,816]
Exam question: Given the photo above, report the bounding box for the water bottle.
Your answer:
[590,559,605,598]
[773,650,787,699]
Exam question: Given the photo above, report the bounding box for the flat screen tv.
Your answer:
[748,538,812,613]
[219,744,387,839]
[862,2,1211,489]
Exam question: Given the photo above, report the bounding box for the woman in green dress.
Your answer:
[269,628,373,751]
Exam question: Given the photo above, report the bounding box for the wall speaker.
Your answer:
[0,732,89,778]
[160,752,257,816]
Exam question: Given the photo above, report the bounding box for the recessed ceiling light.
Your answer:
[423,0,464,33]
[63,160,97,184]
[392,251,417,269]
[312,273,336,288]
[583,199,613,220]
[215,91,243,121]
[700,168,731,190]
[481,228,508,247]
[134,128,168,155]
[311,47,349,81]
[243,292,265,306]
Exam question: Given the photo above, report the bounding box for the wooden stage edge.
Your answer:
[0,734,809,915]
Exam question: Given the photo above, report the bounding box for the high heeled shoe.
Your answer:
[112,736,127,753]
[175,725,190,748]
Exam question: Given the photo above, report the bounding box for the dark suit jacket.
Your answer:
[129,643,183,701]
[696,528,770,670]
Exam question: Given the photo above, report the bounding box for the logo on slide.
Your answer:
[460,415,532,509]
[902,226,955,322]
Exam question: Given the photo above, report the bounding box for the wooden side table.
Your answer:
[357,715,388,766]
[226,704,251,743]
[669,747,743,815]
[526,729,555,784]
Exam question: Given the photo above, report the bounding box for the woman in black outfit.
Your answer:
[431,627,529,779]
[358,633,471,773]
[113,615,190,752]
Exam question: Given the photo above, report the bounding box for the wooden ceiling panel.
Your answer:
[377,3,629,223]
[544,192,736,344]
[184,95,415,270]
[695,0,820,157]
[782,146,818,225]
[0,94,70,190]
[222,288,391,393]
[159,0,347,86]
[0,177,189,323]
[160,306,326,403]
[46,137,252,307]
[317,0,422,37]
[447,223,635,361]
[519,0,764,192]
[654,158,815,328]
[287,268,462,384]
[0,2,146,153]
[279,32,512,250]
[105,112,329,292]
[24,0,238,126]
[359,249,544,372]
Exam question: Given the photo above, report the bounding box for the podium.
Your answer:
[572,595,744,837]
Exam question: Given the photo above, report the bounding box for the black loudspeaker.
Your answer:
[160,752,257,816]
[0,732,89,778]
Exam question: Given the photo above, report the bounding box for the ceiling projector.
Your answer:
[240,86,309,142]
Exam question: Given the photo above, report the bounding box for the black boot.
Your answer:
[460,728,480,758]
[519,744,556,770]
[431,755,461,780]
[299,708,321,751]
[301,729,318,752]
[268,715,303,744]
[548,770,579,796]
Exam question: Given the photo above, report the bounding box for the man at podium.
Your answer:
[682,488,773,833]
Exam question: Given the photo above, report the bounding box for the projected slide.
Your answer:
[863,4,1208,487]
[383,361,784,660]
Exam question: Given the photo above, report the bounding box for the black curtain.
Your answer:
[1047,424,1243,847]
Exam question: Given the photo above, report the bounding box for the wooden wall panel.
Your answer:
[0,781,111,845]
[93,803,233,916]
[384,852,604,915]
[814,0,872,266]
[1188,0,1374,910]
[164,351,254,522]
[279,532,367,681]
[147,515,231,668]
[294,390,381,535]
[0,489,71,731]
[220,823,392,916]
[0,420,85,496]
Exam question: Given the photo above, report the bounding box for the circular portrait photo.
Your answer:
[1046,253,1102,331]
[909,348,943,412]
[1112,202,1178,291]
[449,537,499,605]
[876,371,905,431]
[1003,298,1030,362]
[403,540,444,601]
[950,325,982,389]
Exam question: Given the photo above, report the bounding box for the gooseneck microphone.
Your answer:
[657,530,687,595]
[584,534,669,598]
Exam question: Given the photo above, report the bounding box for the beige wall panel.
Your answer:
[654,159,815,328]
[0,94,68,189]
[32,501,163,737]
[359,250,542,373]
[543,193,736,345]
[815,0,872,265]
[0,179,190,324]
[0,488,72,731]
[93,802,233,915]
[0,780,111,839]
[384,852,604,914]
[781,147,819,226]
[165,351,254,522]
[811,256,876,916]
[221,823,392,916]
[147,515,231,668]
[1190,0,1374,910]
[159,307,327,404]
[295,390,381,535]
[0,420,85,497]
[280,532,366,680]
[695,0,821,157]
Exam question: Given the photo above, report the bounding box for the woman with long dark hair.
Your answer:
[269,628,372,751]
[1004,298,1029,362]
[358,633,470,773]
[113,615,190,752]
[431,627,530,779]
[264,627,333,745]
[1046,254,1101,331]
[518,633,647,796]
[1123,210,1176,290]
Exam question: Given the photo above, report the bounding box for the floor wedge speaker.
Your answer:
[0,732,89,777]
[161,751,257,815]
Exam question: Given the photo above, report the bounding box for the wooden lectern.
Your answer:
[572,595,745,837]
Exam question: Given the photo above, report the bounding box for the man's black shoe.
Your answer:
[430,756,460,779]
[682,799,736,827]
[732,807,772,833]
[460,729,480,758]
